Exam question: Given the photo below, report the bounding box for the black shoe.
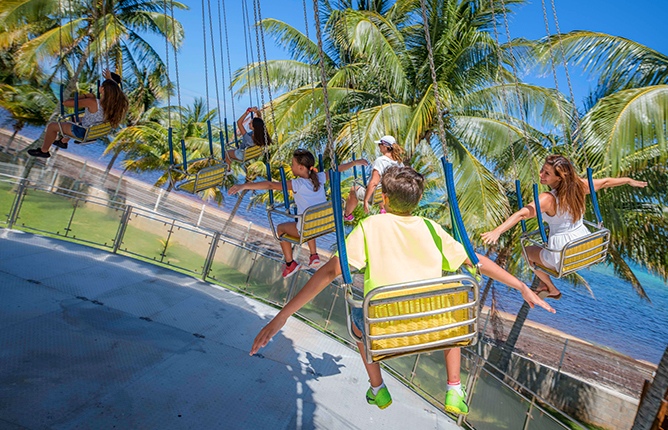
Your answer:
[27,148,51,158]
[52,139,68,149]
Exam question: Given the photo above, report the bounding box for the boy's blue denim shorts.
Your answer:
[70,124,87,140]
[351,307,365,336]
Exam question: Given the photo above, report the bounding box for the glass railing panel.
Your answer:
[156,222,213,275]
[466,367,531,430]
[411,350,451,402]
[245,253,293,305]
[320,284,350,339]
[385,355,419,384]
[13,188,77,236]
[0,179,16,225]
[526,406,570,430]
[117,210,175,264]
[207,240,255,289]
[65,199,124,250]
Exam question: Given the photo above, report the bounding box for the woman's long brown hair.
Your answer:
[251,117,272,146]
[100,79,129,128]
[387,142,406,164]
[545,154,587,222]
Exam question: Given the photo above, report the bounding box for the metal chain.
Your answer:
[254,0,278,145]
[206,0,223,129]
[102,0,109,71]
[217,0,229,122]
[251,0,270,152]
[548,0,588,166]
[490,0,519,180]
[311,0,335,165]
[169,0,184,138]
[499,0,532,152]
[163,0,172,129]
[540,0,566,149]
[200,0,210,113]
[418,0,448,160]
[242,0,258,107]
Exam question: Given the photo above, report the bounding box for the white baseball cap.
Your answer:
[374,135,397,147]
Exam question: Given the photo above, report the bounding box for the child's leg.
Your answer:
[344,186,359,216]
[444,347,461,385]
[306,238,317,256]
[41,122,62,151]
[352,323,383,387]
[277,222,298,263]
[525,246,559,294]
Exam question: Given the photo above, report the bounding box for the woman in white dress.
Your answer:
[481,155,647,299]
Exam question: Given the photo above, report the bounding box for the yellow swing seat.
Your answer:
[520,220,610,278]
[344,273,480,363]
[239,144,264,163]
[172,162,228,194]
[267,201,336,245]
[58,121,112,144]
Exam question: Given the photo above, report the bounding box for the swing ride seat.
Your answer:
[353,180,384,206]
[344,273,480,364]
[520,220,611,278]
[172,162,228,194]
[58,118,112,144]
[267,201,336,245]
[240,144,264,163]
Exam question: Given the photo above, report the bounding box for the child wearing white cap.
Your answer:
[344,135,405,220]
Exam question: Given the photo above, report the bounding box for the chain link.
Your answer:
[418,0,448,160]
[311,0,336,166]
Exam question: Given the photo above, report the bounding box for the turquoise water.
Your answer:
[9,118,668,364]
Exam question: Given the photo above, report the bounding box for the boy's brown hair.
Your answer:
[380,166,424,214]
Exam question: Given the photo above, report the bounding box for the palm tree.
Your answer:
[0,0,187,94]
[0,84,57,152]
[232,0,573,230]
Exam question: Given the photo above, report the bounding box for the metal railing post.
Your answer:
[554,338,569,388]
[523,395,536,430]
[7,178,28,229]
[202,232,220,280]
[112,205,133,253]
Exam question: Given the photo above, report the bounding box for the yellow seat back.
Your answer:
[562,235,608,273]
[82,122,112,141]
[300,202,335,242]
[357,277,478,362]
[177,164,226,193]
[371,186,383,205]
[242,145,264,162]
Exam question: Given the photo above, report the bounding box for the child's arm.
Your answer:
[237,107,257,136]
[580,176,648,193]
[250,257,342,355]
[473,253,555,313]
[337,159,369,173]
[228,180,285,195]
[324,159,369,180]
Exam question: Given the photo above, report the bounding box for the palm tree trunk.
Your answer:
[479,246,511,310]
[496,275,541,373]
[223,190,248,234]
[632,346,668,430]
[105,148,122,173]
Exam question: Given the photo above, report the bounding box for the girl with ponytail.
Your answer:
[229,149,367,278]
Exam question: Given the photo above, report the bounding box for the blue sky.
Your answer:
[163,0,668,121]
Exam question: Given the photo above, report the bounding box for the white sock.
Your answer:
[371,382,386,395]
[447,381,464,396]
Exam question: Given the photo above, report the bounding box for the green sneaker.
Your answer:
[366,386,393,409]
[444,388,469,415]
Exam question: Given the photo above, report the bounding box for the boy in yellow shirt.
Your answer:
[251,166,554,414]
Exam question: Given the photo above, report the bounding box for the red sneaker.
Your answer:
[282,261,301,278]
[309,254,321,268]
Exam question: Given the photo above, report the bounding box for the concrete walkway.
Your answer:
[0,229,459,429]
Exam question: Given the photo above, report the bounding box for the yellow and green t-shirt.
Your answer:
[345,213,468,295]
